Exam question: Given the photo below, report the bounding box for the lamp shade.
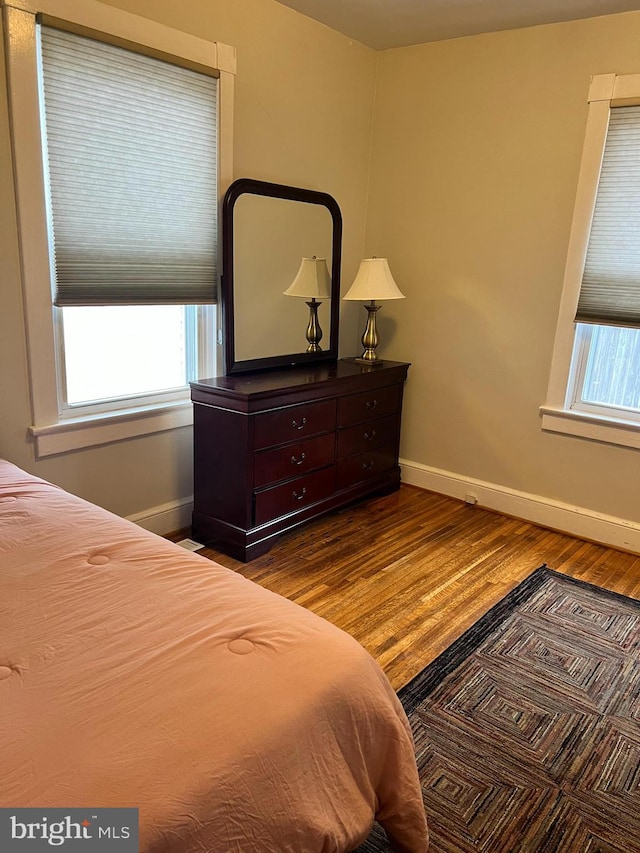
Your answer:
[343,258,405,301]
[283,257,331,299]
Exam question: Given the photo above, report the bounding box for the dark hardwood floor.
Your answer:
[192,485,640,690]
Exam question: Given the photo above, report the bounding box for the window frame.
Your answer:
[2,0,235,457]
[542,72,640,451]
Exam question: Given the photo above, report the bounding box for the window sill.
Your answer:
[29,400,193,457]
[540,405,640,450]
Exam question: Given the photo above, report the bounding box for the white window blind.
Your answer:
[39,26,218,306]
[576,105,640,328]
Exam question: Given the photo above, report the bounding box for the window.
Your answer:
[40,25,219,417]
[569,324,640,420]
[2,0,235,456]
[542,73,640,450]
[59,305,211,410]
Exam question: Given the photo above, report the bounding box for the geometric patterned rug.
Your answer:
[354,566,640,853]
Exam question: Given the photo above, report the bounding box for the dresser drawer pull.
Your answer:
[292,487,307,501]
[362,460,375,471]
[363,429,377,441]
[291,452,306,466]
[292,417,307,430]
[365,399,378,411]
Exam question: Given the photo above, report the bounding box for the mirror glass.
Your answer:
[233,195,333,360]
[222,179,342,374]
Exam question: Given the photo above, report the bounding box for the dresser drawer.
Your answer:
[337,413,398,460]
[337,384,401,427]
[254,466,335,526]
[254,399,336,450]
[254,433,335,488]
[335,443,397,490]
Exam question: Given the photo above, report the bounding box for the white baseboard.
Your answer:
[400,459,640,555]
[125,463,640,554]
[127,497,193,536]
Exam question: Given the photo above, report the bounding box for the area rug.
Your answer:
[354,565,640,853]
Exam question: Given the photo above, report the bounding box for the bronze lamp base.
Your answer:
[355,301,384,364]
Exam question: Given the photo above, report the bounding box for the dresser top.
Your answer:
[190,358,410,411]
[192,358,408,395]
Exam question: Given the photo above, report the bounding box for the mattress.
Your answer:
[0,460,428,852]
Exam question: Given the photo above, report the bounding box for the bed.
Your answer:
[0,460,428,852]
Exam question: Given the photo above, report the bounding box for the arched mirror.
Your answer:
[222,178,342,374]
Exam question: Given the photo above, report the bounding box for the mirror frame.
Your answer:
[222,178,342,375]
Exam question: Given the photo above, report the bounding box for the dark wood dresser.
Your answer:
[190,358,409,561]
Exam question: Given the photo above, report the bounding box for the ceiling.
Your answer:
[274,0,640,50]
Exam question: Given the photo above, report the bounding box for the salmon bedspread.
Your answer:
[0,461,428,852]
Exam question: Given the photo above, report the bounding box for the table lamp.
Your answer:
[283,257,331,352]
[342,258,405,363]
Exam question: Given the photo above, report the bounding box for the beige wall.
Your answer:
[0,0,375,515]
[365,11,640,524]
